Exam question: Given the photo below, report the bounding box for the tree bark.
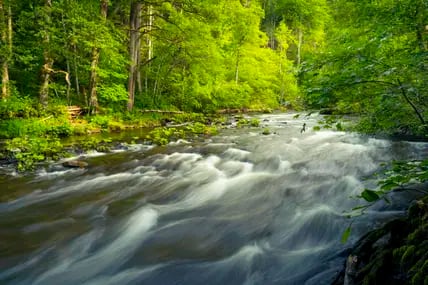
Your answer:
[142,4,153,94]
[88,47,100,114]
[297,28,303,66]
[88,0,108,114]
[127,1,142,111]
[39,0,53,107]
[235,48,240,84]
[0,0,11,99]
[73,44,80,97]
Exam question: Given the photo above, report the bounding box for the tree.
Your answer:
[302,0,428,135]
[127,1,142,111]
[0,0,12,99]
[261,0,329,66]
[39,0,53,107]
[88,0,109,114]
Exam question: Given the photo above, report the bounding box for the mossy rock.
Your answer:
[333,193,428,285]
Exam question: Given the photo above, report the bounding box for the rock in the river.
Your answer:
[62,160,88,168]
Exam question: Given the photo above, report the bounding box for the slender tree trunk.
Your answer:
[39,0,53,107]
[88,47,100,114]
[416,26,427,51]
[62,12,71,104]
[143,4,153,94]
[297,28,303,66]
[1,59,9,99]
[88,0,108,114]
[397,79,426,125]
[127,1,142,111]
[73,44,80,97]
[235,48,240,84]
[0,0,11,99]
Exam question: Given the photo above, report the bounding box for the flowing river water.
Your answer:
[1,113,427,285]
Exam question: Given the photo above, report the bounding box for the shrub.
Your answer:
[5,137,64,171]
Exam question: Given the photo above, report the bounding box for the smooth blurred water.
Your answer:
[1,113,427,285]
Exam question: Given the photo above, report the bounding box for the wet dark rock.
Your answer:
[332,195,428,285]
[62,160,88,168]
[319,108,336,115]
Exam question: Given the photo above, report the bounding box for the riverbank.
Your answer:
[0,107,272,172]
[0,111,213,171]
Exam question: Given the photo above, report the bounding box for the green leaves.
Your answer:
[302,0,428,136]
[341,225,352,243]
[5,136,64,171]
[360,189,380,202]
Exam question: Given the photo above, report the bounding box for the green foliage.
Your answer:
[250,118,260,127]
[5,137,64,171]
[78,137,112,152]
[347,159,428,217]
[341,225,352,243]
[185,122,218,136]
[5,0,308,114]
[262,128,271,135]
[302,0,427,136]
[360,189,380,203]
[88,115,111,129]
[0,96,39,119]
[236,118,261,128]
[98,84,128,108]
[146,122,218,146]
[146,127,183,146]
[0,117,73,139]
[312,115,345,131]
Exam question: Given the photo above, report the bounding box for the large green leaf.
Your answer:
[341,225,352,244]
[360,189,380,202]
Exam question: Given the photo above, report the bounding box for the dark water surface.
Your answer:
[1,113,427,285]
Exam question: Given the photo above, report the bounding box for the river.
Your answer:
[1,113,427,285]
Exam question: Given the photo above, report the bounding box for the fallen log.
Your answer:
[140,109,184,114]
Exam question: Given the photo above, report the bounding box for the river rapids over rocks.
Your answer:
[1,113,427,285]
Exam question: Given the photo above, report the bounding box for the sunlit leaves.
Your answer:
[302,0,427,135]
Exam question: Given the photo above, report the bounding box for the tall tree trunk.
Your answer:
[73,44,80,97]
[127,1,142,111]
[61,12,71,104]
[144,4,154,95]
[88,0,108,114]
[88,47,100,114]
[296,28,303,66]
[235,48,240,84]
[39,0,53,107]
[0,0,11,99]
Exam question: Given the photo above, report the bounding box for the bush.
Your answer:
[0,117,73,139]
[89,115,112,129]
[5,137,64,171]
[0,96,39,119]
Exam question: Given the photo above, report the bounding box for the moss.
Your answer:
[409,253,428,284]
[400,245,416,268]
[262,128,270,135]
[334,192,428,285]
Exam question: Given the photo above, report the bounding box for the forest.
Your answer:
[0,0,425,129]
[0,1,428,284]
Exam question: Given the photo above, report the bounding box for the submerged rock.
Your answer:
[62,160,88,168]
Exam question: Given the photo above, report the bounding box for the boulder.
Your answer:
[62,160,88,168]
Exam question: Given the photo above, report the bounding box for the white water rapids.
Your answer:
[0,113,427,285]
